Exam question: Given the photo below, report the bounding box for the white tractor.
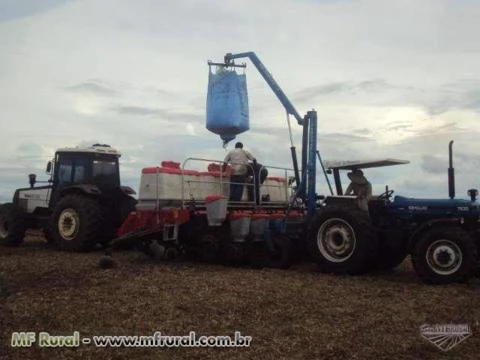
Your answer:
[0,144,136,251]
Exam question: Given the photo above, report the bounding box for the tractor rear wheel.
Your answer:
[50,195,103,252]
[308,207,378,274]
[412,226,476,284]
[0,203,27,246]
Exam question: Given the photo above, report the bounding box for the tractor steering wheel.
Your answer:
[377,188,394,200]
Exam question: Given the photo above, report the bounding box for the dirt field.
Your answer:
[1,234,479,360]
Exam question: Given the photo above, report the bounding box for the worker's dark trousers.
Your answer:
[247,168,268,203]
[229,175,246,201]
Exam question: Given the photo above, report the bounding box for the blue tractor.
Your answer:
[308,142,480,284]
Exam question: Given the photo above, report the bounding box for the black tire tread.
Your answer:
[412,226,477,284]
[50,194,104,252]
[0,203,27,246]
[307,206,378,275]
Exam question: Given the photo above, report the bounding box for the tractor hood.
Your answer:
[390,195,480,216]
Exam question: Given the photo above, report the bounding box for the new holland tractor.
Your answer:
[0,144,137,251]
[310,142,480,284]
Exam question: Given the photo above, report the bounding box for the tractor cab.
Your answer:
[322,159,410,210]
[48,144,122,195]
[18,144,124,211]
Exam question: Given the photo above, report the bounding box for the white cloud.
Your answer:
[0,0,479,203]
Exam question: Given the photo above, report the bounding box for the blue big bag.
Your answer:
[206,66,249,144]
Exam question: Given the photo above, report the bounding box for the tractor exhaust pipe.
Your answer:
[448,140,455,199]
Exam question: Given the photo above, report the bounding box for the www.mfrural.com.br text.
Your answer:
[11,331,252,348]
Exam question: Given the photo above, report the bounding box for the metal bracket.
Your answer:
[208,60,247,68]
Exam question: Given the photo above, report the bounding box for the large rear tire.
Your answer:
[412,226,476,284]
[307,207,378,274]
[0,203,27,246]
[50,195,103,252]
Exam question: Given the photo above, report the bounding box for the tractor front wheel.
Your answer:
[412,226,476,284]
[50,195,103,252]
[0,203,27,246]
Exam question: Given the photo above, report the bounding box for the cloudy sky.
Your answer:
[0,0,479,202]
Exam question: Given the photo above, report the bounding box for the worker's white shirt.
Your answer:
[224,148,255,175]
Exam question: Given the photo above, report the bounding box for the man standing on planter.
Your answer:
[224,142,256,201]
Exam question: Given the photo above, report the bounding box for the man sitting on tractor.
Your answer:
[345,169,372,210]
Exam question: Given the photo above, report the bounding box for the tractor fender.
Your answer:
[59,184,102,197]
[407,217,464,252]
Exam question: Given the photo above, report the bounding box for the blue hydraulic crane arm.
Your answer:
[224,52,304,126]
[222,51,322,218]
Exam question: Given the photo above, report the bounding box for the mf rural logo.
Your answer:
[420,324,472,352]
